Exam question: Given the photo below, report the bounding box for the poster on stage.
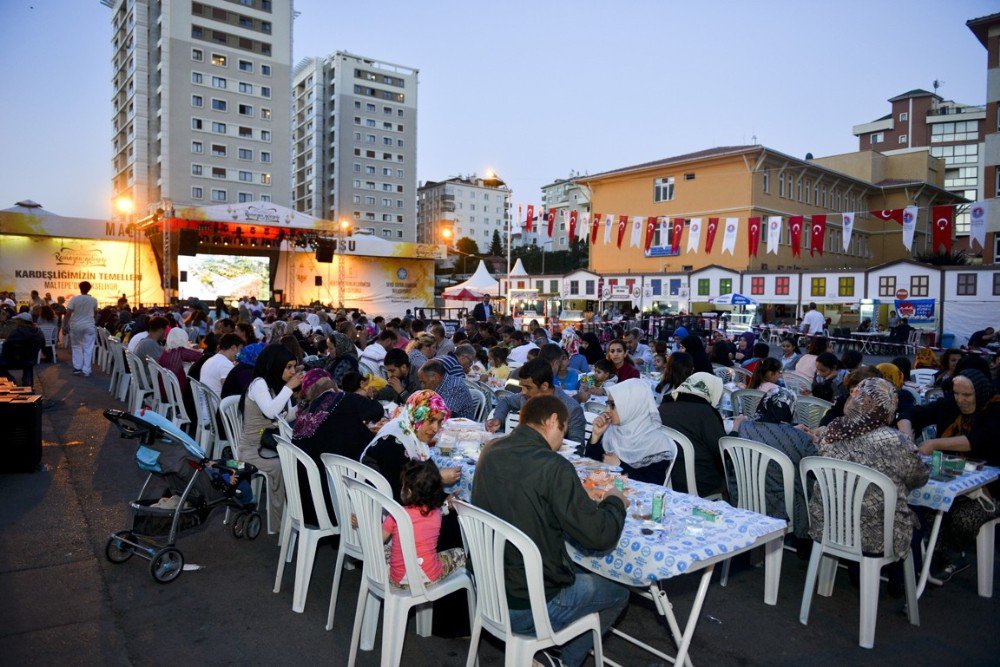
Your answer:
[0,234,161,304]
[178,254,271,301]
[894,298,935,324]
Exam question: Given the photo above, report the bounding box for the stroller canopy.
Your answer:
[135,408,206,459]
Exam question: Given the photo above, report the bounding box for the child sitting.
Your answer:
[587,358,618,396]
[382,460,466,588]
[486,345,510,385]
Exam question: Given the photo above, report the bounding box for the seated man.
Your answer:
[507,330,538,364]
[418,358,477,420]
[472,394,629,667]
[376,348,415,403]
[487,358,587,446]
[626,327,654,369]
[0,313,45,386]
[360,328,397,364]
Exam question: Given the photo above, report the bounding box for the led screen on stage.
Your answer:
[178,254,271,301]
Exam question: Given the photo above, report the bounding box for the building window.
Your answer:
[191,164,203,176]
[898,134,908,144]
[899,112,908,122]
[260,86,271,98]
[569,281,579,295]
[192,141,203,154]
[238,148,252,160]
[191,94,203,107]
[211,76,226,89]
[192,49,203,62]
[719,278,732,295]
[239,82,253,94]
[211,99,227,111]
[762,172,769,194]
[238,103,252,116]
[260,108,271,120]
[993,273,1000,296]
[260,151,271,163]
[260,173,271,185]
[238,59,252,73]
[838,277,854,297]
[192,118,203,130]
[654,177,675,202]
[750,277,764,295]
[211,53,227,67]
[775,276,790,295]
[585,280,595,295]
[238,192,252,203]
[871,132,883,144]
[192,72,203,84]
[211,189,226,202]
[956,273,977,296]
[211,143,226,157]
[191,186,203,199]
[238,170,252,182]
[879,276,896,297]
[811,277,826,297]
[261,64,271,76]
[910,275,929,297]
[211,167,226,178]
[697,279,710,296]
[211,122,226,133]
[260,130,270,141]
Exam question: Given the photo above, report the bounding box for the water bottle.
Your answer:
[931,450,943,477]
[651,492,664,522]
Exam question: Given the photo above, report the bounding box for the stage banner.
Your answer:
[894,298,935,324]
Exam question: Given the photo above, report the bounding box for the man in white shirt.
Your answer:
[360,329,398,364]
[626,327,654,368]
[507,331,539,364]
[200,333,242,396]
[63,281,99,376]
[801,302,826,335]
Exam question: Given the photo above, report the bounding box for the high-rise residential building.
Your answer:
[967,12,1000,263]
[291,52,418,240]
[103,0,292,216]
[531,174,591,250]
[417,174,511,251]
[851,89,985,234]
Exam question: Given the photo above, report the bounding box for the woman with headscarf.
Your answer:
[809,377,929,590]
[221,341,264,398]
[680,333,714,374]
[658,371,726,496]
[733,332,756,365]
[876,362,916,428]
[915,369,1000,579]
[914,347,940,370]
[731,388,817,540]
[293,369,386,525]
[579,331,605,366]
[560,327,591,373]
[587,378,677,485]
[710,340,734,368]
[157,328,203,424]
[325,330,360,386]
[268,320,288,344]
[672,326,689,352]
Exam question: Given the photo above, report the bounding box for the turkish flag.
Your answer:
[616,215,628,249]
[591,213,601,244]
[705,217,719,253]
[870,208,904,225]
[525,204,534,233]
[810,215,827,257]
[568,210,578,242]
[931,205,953,253]
[644,217,657,252]
[747,217,761,257]
[546,209,556,237]
[671,217,684,254]
[789,215,804,257]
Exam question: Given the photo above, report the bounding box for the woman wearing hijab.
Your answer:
[915,369,1000,579]
[876,362,916,428]
[157,328,203,424]
[587,379,677,484]
[658,372,726,496]
[672,326,689,352]
[731,388,817,540]
[809,377,929,590]
[710,340,734,368]
[326,331,360,385]
[293,369,386,525]
[560,327,591,373]
[579,331,605,366]
[221,341,265,398]
[680,333,714,374]
[733,332,756,366]
[268,320,288,344]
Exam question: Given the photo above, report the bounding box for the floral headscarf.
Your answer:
[237,342,265,366]
[268,320,288,343]
[755,386,797,424]
[876,363,904,390]
[671,371,724,407]
[914,348,939,369]
[301,368,333,400]
[560,327,581,356]
[364,389,451,461]
[820,377,897,445]
[332,331,356,359]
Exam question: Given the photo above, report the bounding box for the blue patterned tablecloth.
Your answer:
[907,465,999,512]
[431,451,477,501]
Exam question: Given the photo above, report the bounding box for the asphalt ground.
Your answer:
[0,353,997,666]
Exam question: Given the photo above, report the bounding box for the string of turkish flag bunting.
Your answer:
[516,201,990,256]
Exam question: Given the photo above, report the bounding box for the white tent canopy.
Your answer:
[443,260,501,298]
[509,257,529,277]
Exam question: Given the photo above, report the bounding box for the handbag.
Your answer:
[258,426,280,459]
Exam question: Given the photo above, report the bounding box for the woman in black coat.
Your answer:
[658,371,726,496]
[680,334,714,374]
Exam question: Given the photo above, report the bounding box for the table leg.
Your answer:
[651,567,714,667]
[763,537,783,605]
[917,510,944,598]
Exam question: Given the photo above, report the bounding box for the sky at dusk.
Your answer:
[0,0,995,220]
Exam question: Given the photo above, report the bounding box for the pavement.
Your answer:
[1,353,997,666]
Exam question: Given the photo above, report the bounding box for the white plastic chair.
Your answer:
[273,437,338,613]
[799,457,919,649]
[730,388,765,419]
[189,379,223,458]
[124,349,154,414]
[149,360,190,430]
[342,476,475,666]
[899,385,922,406]
[359,359,386,379]
[96,327,111,373]
[219,394,275,536]
[793,396,833,429]
[463,379,488,422]
[584,400,608,415]
[718,437,795,587]
[909,368,937,386]
[976,516,1000,598]
[730,366,752,385]
[320,454,392,631]
[454,499,606,667]
[36,323,58,365]
[660,425,701,496]
[107,339,131,402]
[781,370,813,395]
[145,358,170,417]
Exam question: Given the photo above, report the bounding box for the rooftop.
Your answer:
[887,89,941,103]
[967,12,1000,47]
[575,146,759,182]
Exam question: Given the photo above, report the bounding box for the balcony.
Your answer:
[927,105,986,117]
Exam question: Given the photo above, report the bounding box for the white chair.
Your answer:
[730,366,752,385]
[712,364,735,383]
[463,379,488,422]
[793,396,832,429]
[342,476,475,667]
[107,339,131,403]
[149,361,191,430]
[219,394,276,536]
[189,379,223,458]
[584,400,608,415]
[904,330,921,355]
[273,437,338,613]
[320,454,392,631]
[504,413,520,433]
[145,358,170,417]
[660,425,701,497]
[95,327,111,373]
[976,516,1000,598]
[718,437,795,587]
[909,368,937,387]
[124,349,154,414]
[730,388,765,419]
[359,359,385,379]
[453,499,606,667]
[799,457,919,649]
[37,323,58,365]
[899,385,922,406]
[781,370,813,395]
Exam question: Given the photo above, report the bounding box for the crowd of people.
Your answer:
[6,283,1000,665]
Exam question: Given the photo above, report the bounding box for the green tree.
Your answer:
[488,229,504,256]
[455,236,480,273]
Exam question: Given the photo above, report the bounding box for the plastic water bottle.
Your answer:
[931,450,943,476]
[651,492,664,522]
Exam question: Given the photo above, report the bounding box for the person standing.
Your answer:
[472,295,493,322]
[63,281,99,377]
[801,302,826,336]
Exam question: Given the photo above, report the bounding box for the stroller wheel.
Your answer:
[232,512,248,539]
[245,512,262,540]
[150,548,184,584]
[105,531,133,564]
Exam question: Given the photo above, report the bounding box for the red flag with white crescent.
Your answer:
[869,208,904,225]
[644,217,657,252]
[546,209,556,238]
[591,213,601,244]
[616,215,628,249]
[705,217,719,253]
[747,217,761,257]
[671,218,684,254]
[810,215,827,257]
[525,204,534,233]
[568,210,578,243]
[931,205,953,253]
[789,215,804,257]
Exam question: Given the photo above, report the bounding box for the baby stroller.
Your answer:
[103,408,261,583]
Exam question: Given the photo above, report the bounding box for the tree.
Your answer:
[488,229,504,256]
[455,236,480,274]
[913,249,969,266]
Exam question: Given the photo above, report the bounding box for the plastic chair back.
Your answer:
[712,365,735,383]
[463,380,488,422]
[720,436,795,533]
[731,366,752,385]
[276,436,334,531]
[159,366,190,426]
[584,400,608,414]
[320,454,392,555]
[909,369,936,386]
[781,370,813,395]
[793,396,833,429]
[731,388,765,418]
[359,359,384,379]
[219,395,244,457]
[145,358,170,416]
[453,499,555,641]
[800,456,898,560]
[660,425,699,495]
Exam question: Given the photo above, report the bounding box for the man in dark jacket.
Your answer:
[0,313,45,386]
[472,395,629,667]
[471,295,493,322]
